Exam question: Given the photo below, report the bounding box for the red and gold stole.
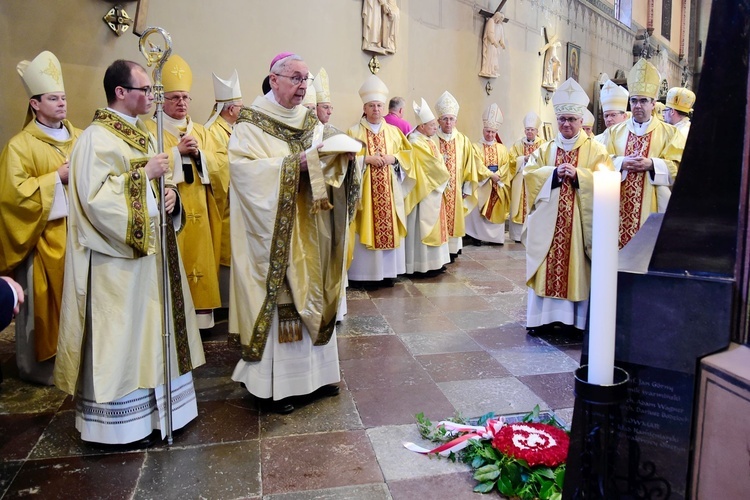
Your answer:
[481,144,499,219]
[366,128,396,249]
[520,141,541,221]
[544,147,579,299]
[428,139,449,244]
[618,132,652,248]
[439,138,458,236]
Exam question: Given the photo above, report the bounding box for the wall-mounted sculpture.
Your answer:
[478,12,507,78]
[362,0,400,55]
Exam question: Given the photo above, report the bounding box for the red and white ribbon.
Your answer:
[403,418,505,456]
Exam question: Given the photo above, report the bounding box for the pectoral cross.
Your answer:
[479,0,511,23]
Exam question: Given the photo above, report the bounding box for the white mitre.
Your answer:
[482,103,503,130]
[359,75,388,104]
[600,79,628,112]
[552,78,590,116]
[301,72,317,107]
[412,98,436,125]
[435,91,460,118]
[313,68,331,104]
[523,111,541,129]
[18,50,65,97]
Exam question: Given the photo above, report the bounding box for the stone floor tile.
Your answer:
[0,461,23,498]
[425,295,493,312]
[6,454,144,498]
[264,483,391,500]
[385,312,459,335]
[466,323,546,350]
[412,282,476,297]
[335,315,393,337]
[416,351,510,382]
[518,372,577,409]
[192,340,242,378]
[176,398,259,446]
[194,375,249,402]
[366,282,422,299]
[337,336,411,361]
[136,441,261,499]
[341,356,432,391]
[260,389,363,438]
[366,424,471,482]
[445,309,516,331]
[342,297,379,316]
[0,412,53,460]
[438,377,547,418]
[464,278,516,296]
[388,471,481,500]
[345,288,370,301]
[557,343,584,362]
[553,407,575,428]
[0,378,67,415]
[371,296,438,316]
[398,331,482,356]
[352,383,455,427]
[261,431,382,495]
[489,345,580,376]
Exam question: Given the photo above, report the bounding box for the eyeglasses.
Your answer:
[556,116,580,123]
[273,74,312,85]
[662,107,673,113]
[164,95,192,103]
[629,97,652,106]
[121,85,153,96]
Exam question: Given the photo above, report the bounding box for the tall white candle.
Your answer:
[588,170,620,385]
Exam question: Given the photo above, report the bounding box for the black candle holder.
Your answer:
[571,365,630,499]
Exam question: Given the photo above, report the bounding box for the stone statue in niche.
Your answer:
[362,0,399,54]
[542,41,562,90]
[478,12,507,78]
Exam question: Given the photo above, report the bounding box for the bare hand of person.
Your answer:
[556,162,577,180]
[1,276,24,316]
[178,134,199,157]
[365,155,386,167]
[145,153,170,180]
[165,188,177,214]
[622,156,653,172]
[58,161,70,185]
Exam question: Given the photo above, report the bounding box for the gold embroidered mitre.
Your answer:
[627,58,660,99]
[17,51,65,97]
[435,91,460,118]
[666,87,696,113]
[162,54,193,92]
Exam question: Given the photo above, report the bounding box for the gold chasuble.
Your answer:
[405,132,450,246]
[229,99,359,362]
[508,137,544,225]
[472,141,512,224]
[437,129,489,238]
[524,134,613,302]
[55,109,204,403]
[145,117,227,310]
[205,115,233,267]
[0,119,82,361]
[347,118,414,251]
[605,118,684,248]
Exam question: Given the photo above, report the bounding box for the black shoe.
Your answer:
[449,253,457,263]
[268,399,295,415]
[526,327,542,337]
[313,384,340,399]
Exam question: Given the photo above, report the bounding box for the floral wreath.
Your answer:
[405,406,568,500]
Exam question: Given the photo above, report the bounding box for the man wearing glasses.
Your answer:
[55,59,205,445]
[146,54,226,331]
[205,70,243,314]
[605,59,685,249]
[0,51,82,386]
[594,79,629,145]
[229,53,358,414]
[524,78,614,337]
